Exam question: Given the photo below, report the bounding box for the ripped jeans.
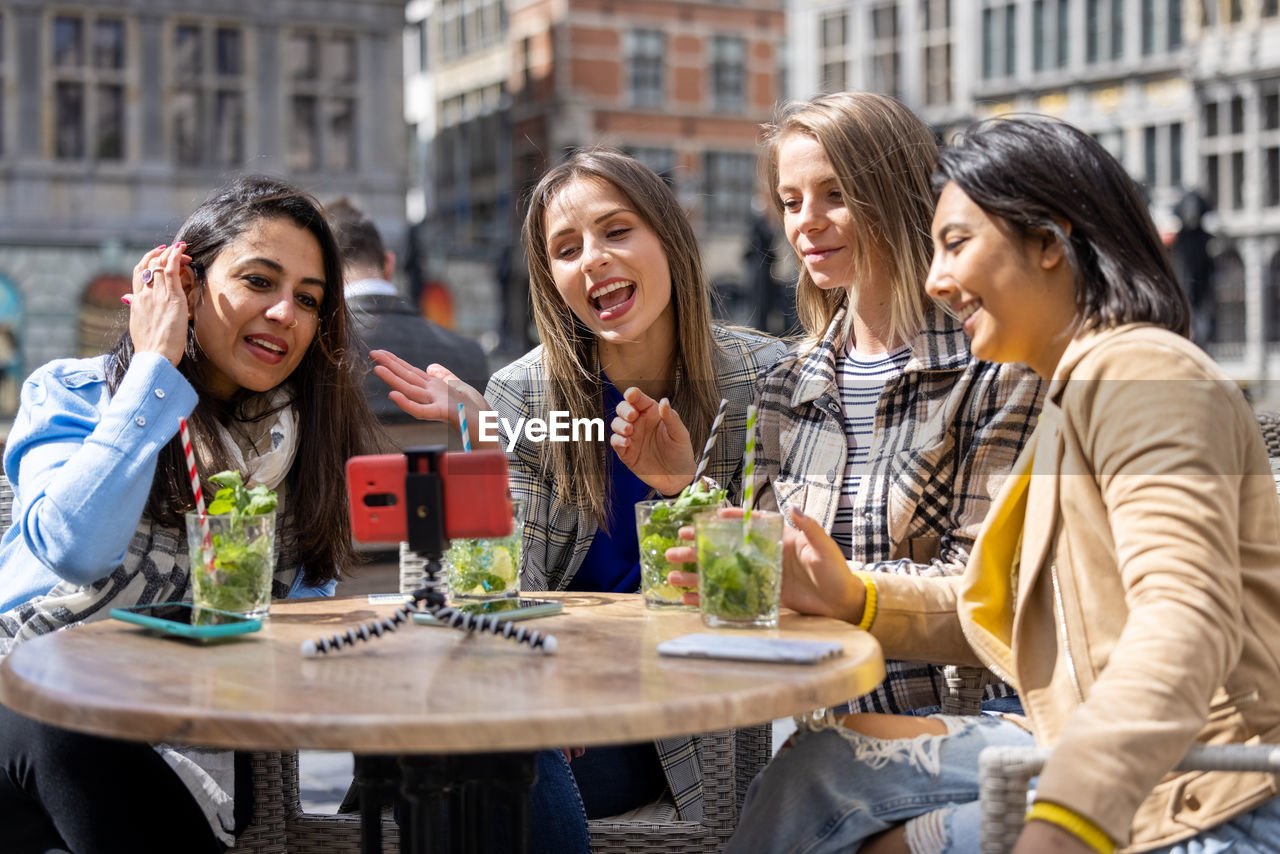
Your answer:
[727,714,1280,854]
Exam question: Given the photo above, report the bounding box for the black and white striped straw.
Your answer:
[691,398,730,486]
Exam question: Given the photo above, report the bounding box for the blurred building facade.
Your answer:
[405,0,788,355]
[0,0,407,425]
[788,0,1280,390]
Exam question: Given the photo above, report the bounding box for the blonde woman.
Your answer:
[669,93,1044,717]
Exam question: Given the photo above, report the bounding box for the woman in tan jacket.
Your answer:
[727,117,1280,854]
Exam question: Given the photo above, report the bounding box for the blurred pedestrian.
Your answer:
[325,198,489,448]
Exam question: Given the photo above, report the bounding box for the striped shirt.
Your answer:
[831,343,911,554]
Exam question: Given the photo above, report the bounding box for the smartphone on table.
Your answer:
[412,597,563,625]
[657,634,844,665]
[110,602,262,641]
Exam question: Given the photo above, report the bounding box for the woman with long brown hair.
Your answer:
[370,148,782,840]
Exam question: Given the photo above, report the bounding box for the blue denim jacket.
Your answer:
[0,352,332,613]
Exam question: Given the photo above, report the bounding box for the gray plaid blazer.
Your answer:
[485,324,784,819]
[756,304,1044,714]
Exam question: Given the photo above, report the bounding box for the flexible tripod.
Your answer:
[301,446,553,853]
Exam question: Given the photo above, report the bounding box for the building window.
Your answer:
[1266,146,1279,207]
[819,11,848,93]
[51,13,128,161]
[711,36,745,112]
[982,3,1017,79]
[1143,122,1183,190]
[1086,0,1125,63]
[1213,250,1245,350]
[921,0,952,104]
[870,3,900,97]
[1200,96,1247,210]
[628,29,665,108]
[440,0,505,61]
[1142,0,1183,53]
[1033,0,1070,70]
[1268,252,1280,345]
[703,151,756,231]
[1263,81,1280,207]
[626,146,676,186]
[170,22,245,168]
[285,30,357,172]
[440,0,465,61]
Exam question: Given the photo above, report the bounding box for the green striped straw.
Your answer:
[741,404,757,539]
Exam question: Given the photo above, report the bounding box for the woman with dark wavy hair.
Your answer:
[728,116,1280,854]
[0,175,378,853]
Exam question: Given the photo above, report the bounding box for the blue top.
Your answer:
[568,376,650,593]
[0,353,333,613]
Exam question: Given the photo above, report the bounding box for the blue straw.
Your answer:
[458,403,471,453]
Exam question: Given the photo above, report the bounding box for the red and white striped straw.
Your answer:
[179,416,213,572]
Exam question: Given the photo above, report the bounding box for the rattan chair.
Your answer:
[226,752,291,854]
[976,410,1280,852]
[977,743,1280,853]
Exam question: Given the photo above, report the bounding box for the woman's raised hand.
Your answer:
[610,386,697,496]
[128,242,192,367]
[783,509,867,625]
[368,350,496,449]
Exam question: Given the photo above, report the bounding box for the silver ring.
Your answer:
[140,268,155,284]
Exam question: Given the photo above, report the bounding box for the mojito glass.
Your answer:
[636,500,697,609]
[186,511,276,620]
[695,510,783,629]
[447,499,524,601]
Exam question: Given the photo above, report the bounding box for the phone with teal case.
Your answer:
[110,602,261,641]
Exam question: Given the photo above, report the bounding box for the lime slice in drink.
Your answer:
[491,548,516,584]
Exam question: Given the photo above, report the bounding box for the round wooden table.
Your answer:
[0,592,884,853]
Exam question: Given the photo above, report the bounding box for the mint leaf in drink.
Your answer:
[206,470,278,516]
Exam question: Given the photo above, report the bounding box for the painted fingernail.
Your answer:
[155,243,166,250]
[120,294,132,305]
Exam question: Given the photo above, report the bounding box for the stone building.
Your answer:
[787,0,1280,396]
[405,0,790,354]
[0,0,406,426]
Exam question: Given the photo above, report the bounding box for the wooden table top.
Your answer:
[0,593,884,755]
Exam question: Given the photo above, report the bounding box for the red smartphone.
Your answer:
[346,450,513,544]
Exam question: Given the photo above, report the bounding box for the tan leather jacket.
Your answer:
[868,325,1280,851]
